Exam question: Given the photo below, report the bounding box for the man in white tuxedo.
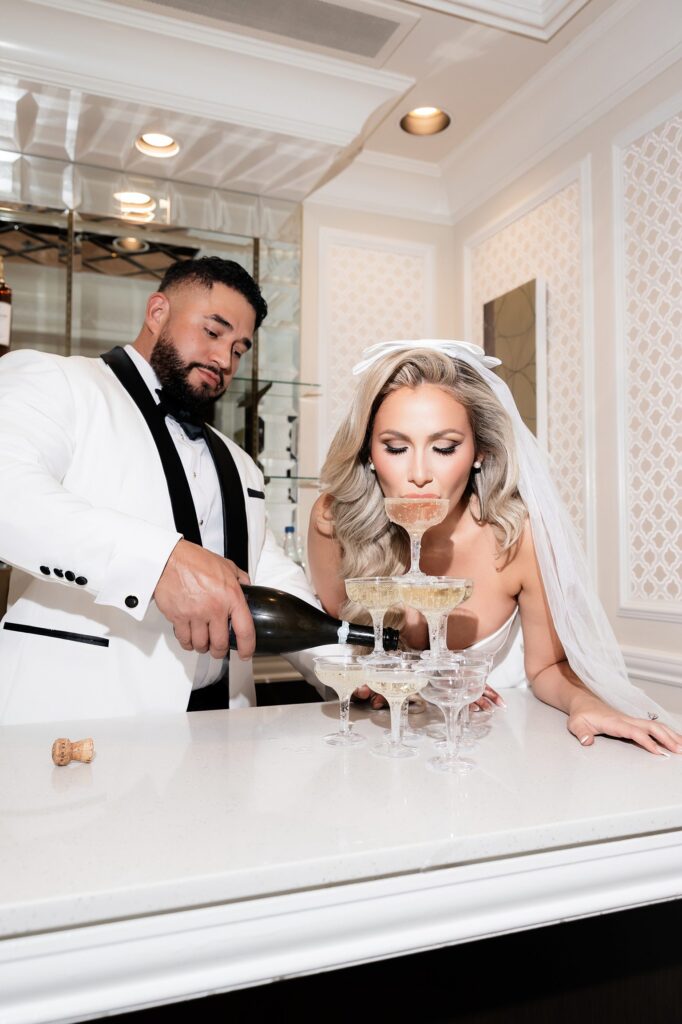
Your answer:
[0,257,316,724]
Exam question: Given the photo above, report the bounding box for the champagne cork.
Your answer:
[51,737,95,766]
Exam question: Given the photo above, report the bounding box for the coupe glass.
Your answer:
[384,496,449,580]
[417,663,488,773]
[313,654,369,746]
[395,576,473,660]
[345,576,403,661]
[365,660,428,759]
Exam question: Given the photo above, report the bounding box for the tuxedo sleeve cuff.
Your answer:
[94,525,181,621]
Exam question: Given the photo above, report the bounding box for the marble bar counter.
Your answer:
[2,685,682,1024]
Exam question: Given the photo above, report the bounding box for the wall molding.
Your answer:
[612,96,682,625]
[623,647,682,690]
[463,158,597,576]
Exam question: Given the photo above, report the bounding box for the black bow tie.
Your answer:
[156,389,205,441]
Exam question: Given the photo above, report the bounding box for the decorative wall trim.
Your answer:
[356,150,443,178]
[612,95,682,624]
[463,158,597,575]
[317,227,436,471]
[623,647,682,690]
[406,0,589,41]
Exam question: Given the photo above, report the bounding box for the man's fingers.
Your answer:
[229,596,256,660]
[207,619,230,661]
[190,620,210,655]
[173,621,193,652]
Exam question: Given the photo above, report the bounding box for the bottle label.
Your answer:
[337,621,350,644]
[0,304,10,346]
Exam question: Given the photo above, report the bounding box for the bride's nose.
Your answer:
[408,450,433,488]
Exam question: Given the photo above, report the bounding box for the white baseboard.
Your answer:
[623,647,682,690]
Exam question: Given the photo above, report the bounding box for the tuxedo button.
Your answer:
[40,565,50,575]
[65,571,76,582]
[54,569,64,578]
[125,595,139,609]
[75,576,87,586]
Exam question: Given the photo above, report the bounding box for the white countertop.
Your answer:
[2,685,682,1024]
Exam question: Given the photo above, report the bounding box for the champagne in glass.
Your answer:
[345,576,402,661]
[396,576,473,660]
[365,662,428,759]
[384,496,449,580]
[313,655,368,746]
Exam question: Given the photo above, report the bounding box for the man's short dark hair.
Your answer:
[159,256,268,330]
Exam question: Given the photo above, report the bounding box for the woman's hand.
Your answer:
[352,683,507,713]
[568,697,682,756]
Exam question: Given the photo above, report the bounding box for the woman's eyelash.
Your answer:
[434,444,458,455]
[384,444,408,455]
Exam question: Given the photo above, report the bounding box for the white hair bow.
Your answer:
[351,339,501,376]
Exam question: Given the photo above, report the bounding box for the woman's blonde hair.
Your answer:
[319,349,527,622]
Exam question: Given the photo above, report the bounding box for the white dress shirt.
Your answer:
[125,345,227,689]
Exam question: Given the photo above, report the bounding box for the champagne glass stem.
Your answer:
[339,695,352,737]
[409,531,423,575]
[388,698,404,749]
[370,609,386,656]
[442,704,463,760]
[438,611,449,653]
[425,613,442,659]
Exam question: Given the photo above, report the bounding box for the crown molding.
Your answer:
[406,0,589,41]
[356,150,442,177]
[623,648,682,690]
[3,0,412,151]
[22,0,413,91]
[442,0,682,224]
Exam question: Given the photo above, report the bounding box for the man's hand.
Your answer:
[153,539,255,660]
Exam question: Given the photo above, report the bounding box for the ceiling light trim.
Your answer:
[404,0,590,41]
[23,0,414,91]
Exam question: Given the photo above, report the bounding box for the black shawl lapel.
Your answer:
[100,346,202,546]
[202,427,249,572]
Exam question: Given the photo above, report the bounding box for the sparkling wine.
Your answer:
[313,665,360,700]
[345,577,402,610]
[396,579,469,612]
[227,585,400,654]
[384,497,449,535]
[368,669,428,699]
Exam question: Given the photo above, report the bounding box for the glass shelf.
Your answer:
[230,377,320,389]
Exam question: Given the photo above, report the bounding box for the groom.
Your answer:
[0,256,316,724]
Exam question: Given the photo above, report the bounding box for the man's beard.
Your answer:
[150,329,226,420]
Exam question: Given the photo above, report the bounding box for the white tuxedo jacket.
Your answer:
[0,348,315,725]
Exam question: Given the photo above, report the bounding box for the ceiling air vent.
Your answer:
[136,0,414,61]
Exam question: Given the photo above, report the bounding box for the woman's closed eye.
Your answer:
[433,443,459,456]
[383,443,408,455]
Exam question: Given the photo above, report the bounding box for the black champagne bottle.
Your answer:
[228,585,399,654]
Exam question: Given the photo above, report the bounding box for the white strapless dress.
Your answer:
[462,608,528,690]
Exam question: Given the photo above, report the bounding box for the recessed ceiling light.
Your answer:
[400,107,451,136]
[113,236,150,253]
[135,132,180,158]
[113,191,153,207]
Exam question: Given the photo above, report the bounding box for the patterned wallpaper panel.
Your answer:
[321,238,431,447]
[621,112,682,606]
[469,181,585,545]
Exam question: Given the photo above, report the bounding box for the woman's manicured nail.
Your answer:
[658,749,671,758]
[580,735,590,745]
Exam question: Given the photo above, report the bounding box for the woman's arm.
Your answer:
[307,494,347,616]
[517,525,682,756]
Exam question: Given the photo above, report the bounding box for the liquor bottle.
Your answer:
[228,584,400,654]
[0,256,11,357]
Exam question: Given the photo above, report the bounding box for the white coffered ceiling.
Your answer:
[0,0,619,209]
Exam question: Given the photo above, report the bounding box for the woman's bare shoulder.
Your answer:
[310,492,336,538]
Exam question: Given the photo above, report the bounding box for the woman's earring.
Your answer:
[368,459,376,473]
[473,460,482,473]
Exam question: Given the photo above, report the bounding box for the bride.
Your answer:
[308,341,681,756]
